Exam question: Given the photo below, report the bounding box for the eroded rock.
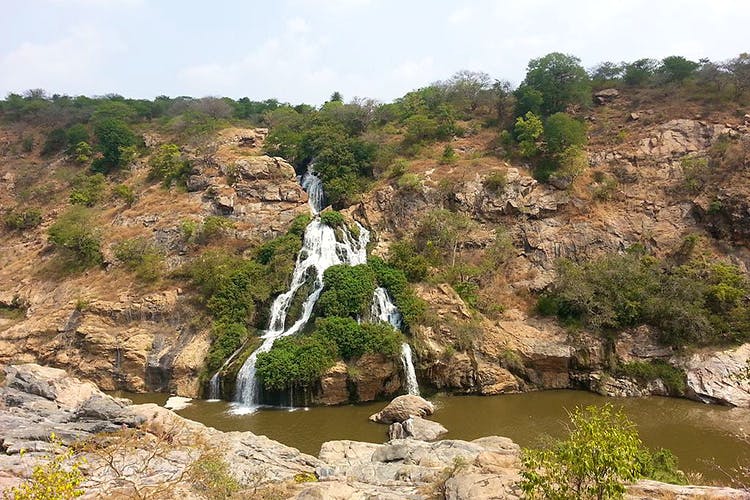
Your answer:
[369,395,435,424]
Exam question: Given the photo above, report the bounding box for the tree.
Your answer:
[590,61,624,84]
[623,58,658,86]
[514,111,544,158]
[543,112,587,154]
[659,56,699,83]
[520,404,652,500]
[47,207,103,268]
[91,118,136,173]
[725,52,750,98]
[148,143,190,187]
[329,91,343,103]
[520,52,591,115]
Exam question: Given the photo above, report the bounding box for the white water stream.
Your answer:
[370,287,420,396]
[232,170,369,413]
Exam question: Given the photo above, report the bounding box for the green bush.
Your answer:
[65,124,89,152]
[206,321,248,373]
[113,237,164,282]
[196,216,234,244]
[543,113,587,155]
[47,207,102,269]
[387,241,430,282]
[255,334,337,391]
[618,360,686,395]
[91,118,136,173]
[520,404,675,500]
[514,111,543,157]
[319,210,345,227]
[315,316,402,360]
[42,128,67,156]
[148,143,191,187]
[317,264,377,318]
[69,173,106,207]
[369,257,426,329]
[72,141,92,164]
[542,252,750,347]
[3,208,42,230]
[112,184,136,205]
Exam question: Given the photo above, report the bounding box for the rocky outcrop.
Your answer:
[683,343,750,407]
[369,395,435,423]
[636,119,732,159]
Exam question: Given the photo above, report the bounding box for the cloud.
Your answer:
[448,7,473,24]
[178,19,338,102]
[0,26,125,95]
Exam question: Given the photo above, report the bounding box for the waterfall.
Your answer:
[370,287,420,396]
[232,168,369,412]
[400,343,420,396]
[207,342,247,401]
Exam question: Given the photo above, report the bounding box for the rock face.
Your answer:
[369,395,435,423]
[683,343,750,407]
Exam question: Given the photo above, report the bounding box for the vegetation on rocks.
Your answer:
[47,207,103,269]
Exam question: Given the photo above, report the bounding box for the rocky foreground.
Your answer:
[0,364,747,499]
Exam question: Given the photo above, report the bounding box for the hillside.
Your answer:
[1,54,749,411]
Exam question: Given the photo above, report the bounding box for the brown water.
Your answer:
[114,390,750,482]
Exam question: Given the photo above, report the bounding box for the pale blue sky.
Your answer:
[2,0,749,104]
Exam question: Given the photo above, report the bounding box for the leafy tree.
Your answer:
[329,91,343,102]
[520,404,660,500]
[113,237,165,282]
[514,112,544,158]
[91,118,136,173]
[659,56,699,83]
[590,61,624,84]
[65,124,89,152]
[623,58,658,86]
[520,52,591,115]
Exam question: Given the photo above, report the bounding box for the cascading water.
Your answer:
[207,342,247,401]
[370,287,420,396]
[232,169,369,412]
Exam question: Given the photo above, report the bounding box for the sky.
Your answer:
[1,0,749,105]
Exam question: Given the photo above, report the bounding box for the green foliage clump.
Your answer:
[188,452,241,500]
[514,111,544,158]
[317,264,377,318]
[3,208,42,230]
[148,143,191,188]
[41,128,67,156]
[516,52,591,116]
[47,207,102,269]
[520,404,681,500]
[541,250,750,347]
[69,173,106,206]
[315,316,402,360]
[543,112,587,155]
[255,334,337,391]
[439,145,457,164]
[387,241,430,282]
[618,360,687,395]
[72,142,92,164]
[319,210,345,227]
[113,237,164,282]
[196,216,234,244]
[206,321,248,373]
[112,184,136,205]
[91,118,137,173]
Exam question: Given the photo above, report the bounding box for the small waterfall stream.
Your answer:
[370,287,420,396]
[232,169,369,413]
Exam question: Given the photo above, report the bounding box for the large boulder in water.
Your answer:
[368,395,434,424]
[683,342,750,407]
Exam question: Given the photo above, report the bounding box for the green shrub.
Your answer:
[440,145,457,164]
[112,184,136,205]
[72,141,93,164]
[543,112,587,154]
[387,241,430,282]
[197,216,234,244]
[319,210,345,227]
[65,124,89,152]
[42,128,67,156]
[206,321,248,373]
[680,155,709,193]
[21,136,34,153]
[396,173,421,191]
[317,264,377,318]
[69,173,106,207]
[369,257,426,329]
[255,334,337,391]
[520,404,663,500]
[91,118,136,173]
[47,207,103,269]
[3,208,42,230]
[315,316,402,360]
[514,111,543,157]
[113,237,164,282]
[618,360,686,395]
[148,143,191,187]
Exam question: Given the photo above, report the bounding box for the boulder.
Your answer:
[388,417,448,441]
[683,343,750,407]
[315,361,350,405]
[369,395,435,424]
[594,88,619,105]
